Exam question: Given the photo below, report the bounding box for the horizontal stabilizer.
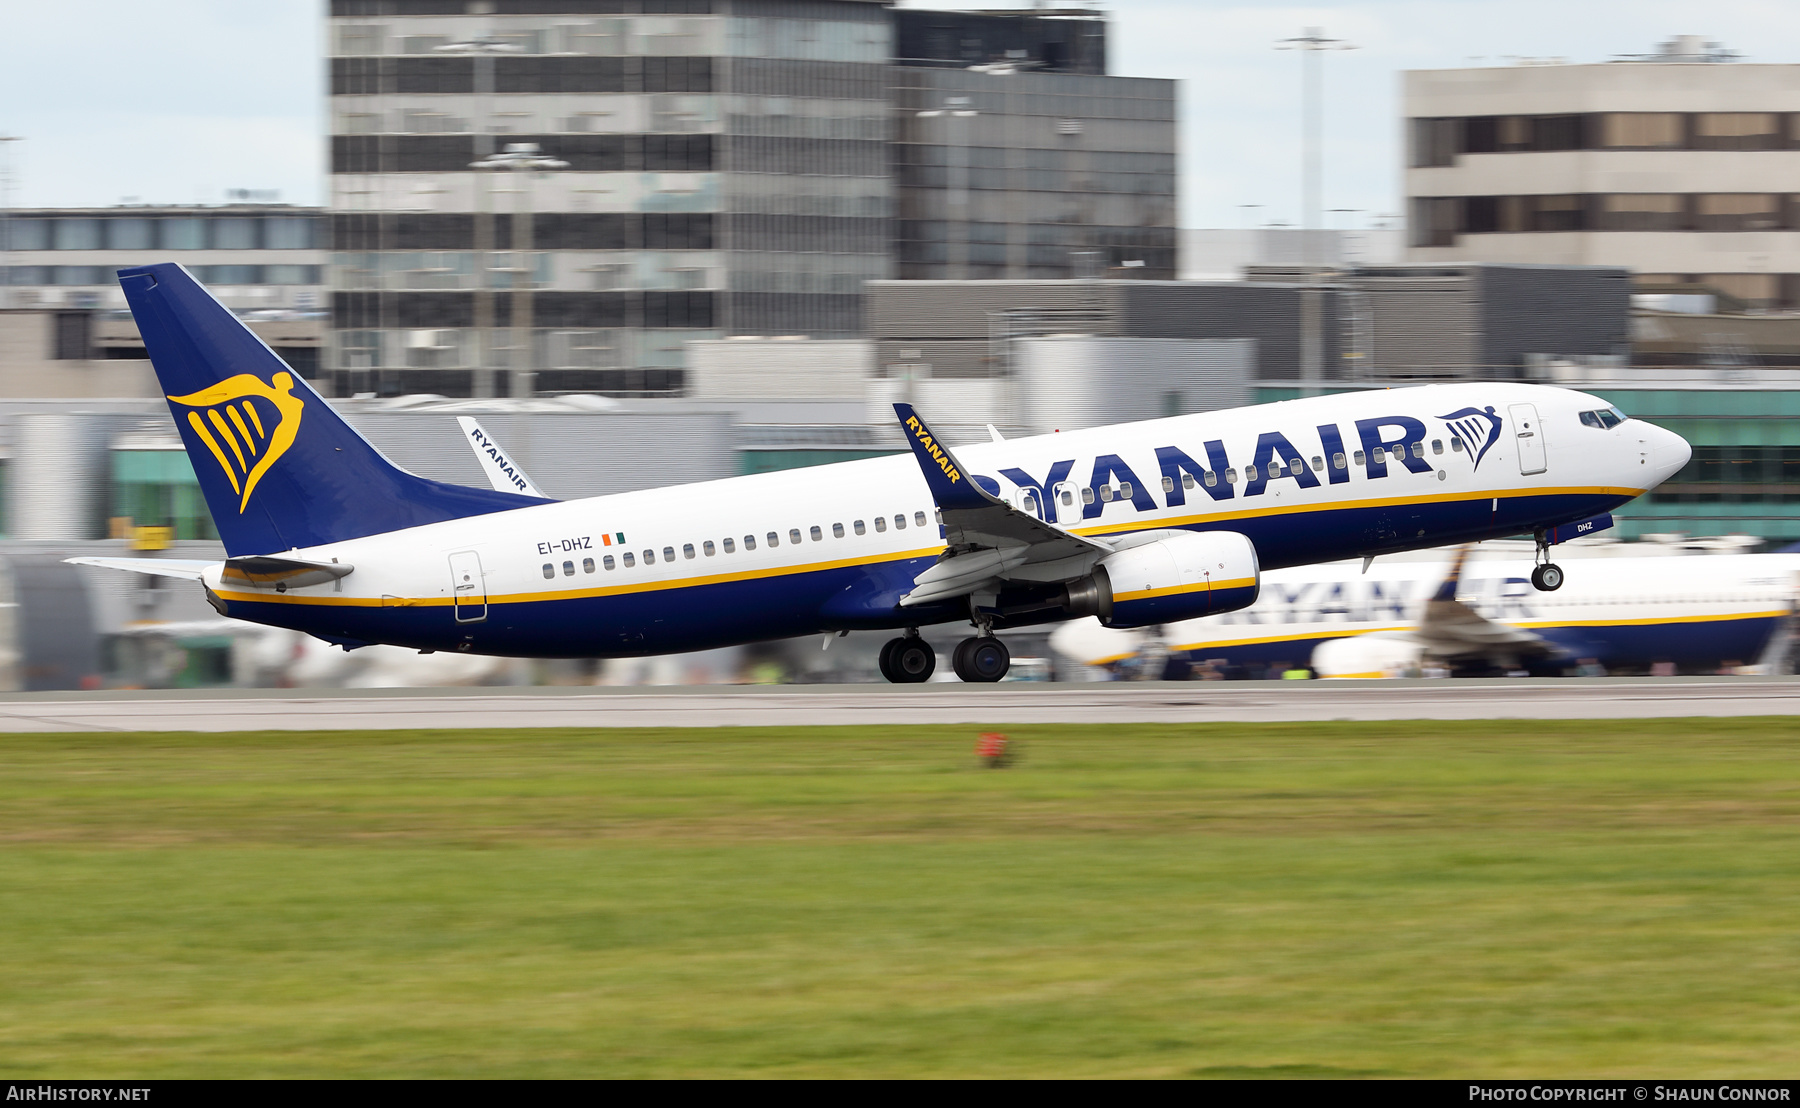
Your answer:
[221,556,354,591]
[457,417,546,498]
[65,557,217,580]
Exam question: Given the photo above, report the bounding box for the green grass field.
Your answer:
[2,719,1798,1077]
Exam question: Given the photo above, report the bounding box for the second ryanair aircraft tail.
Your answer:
[118,263,550,556]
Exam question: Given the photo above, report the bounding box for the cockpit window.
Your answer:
[1580,408,1627,430]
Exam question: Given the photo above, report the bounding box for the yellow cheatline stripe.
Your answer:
[227,405,259,456]
[187,412,240,495]
[208,408,248,472]
[1323,672,1389,680]
[1168,611,1789,654]
[1113,575,1259,603]
[242,401,266,440]
[216,544,950,608]
[1514,609,1789,630]
[1067,485,1646,538]
[1171,625,1412,652]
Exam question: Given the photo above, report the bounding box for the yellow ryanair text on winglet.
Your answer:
[167,371,305,513]
[904,415,963,485]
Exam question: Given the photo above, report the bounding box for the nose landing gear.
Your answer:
[1531,530,1565,592]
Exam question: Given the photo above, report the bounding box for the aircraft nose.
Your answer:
[1647,423,1691,486]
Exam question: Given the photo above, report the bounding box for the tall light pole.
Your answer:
[437,37,519,398]
[1277,28,1354,397]
[918,97,978,279]
[472,142,568,399]
[1276,27,1355,267]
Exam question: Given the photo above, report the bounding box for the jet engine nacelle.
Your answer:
[1063,530,1260,629]
[1309,632,1426,679]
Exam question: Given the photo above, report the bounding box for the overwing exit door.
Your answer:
[1508,403,1547,475]
[449,550,487,623]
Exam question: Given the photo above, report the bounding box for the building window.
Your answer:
[111,448,218,541]
[1600,194,1685,232]
[1600,113,1684,149]
[52,219,103,250]
[212,217,260,250]
[1695,194,1782,232]
[161,218,206,250]
[1692,112,1783,151]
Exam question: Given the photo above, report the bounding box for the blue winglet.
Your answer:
[893,403,997,512]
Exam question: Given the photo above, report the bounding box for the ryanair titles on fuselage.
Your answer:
[988,412,1493,523]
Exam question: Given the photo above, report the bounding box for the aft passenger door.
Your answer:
[449,550,487,623]
[1509,403,1547,475]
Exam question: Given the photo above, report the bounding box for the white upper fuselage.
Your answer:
[202,382,1690,656]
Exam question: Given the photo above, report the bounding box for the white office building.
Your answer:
[1405,36,1800,308]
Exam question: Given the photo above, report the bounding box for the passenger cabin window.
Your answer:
[703,540,715,556]
[603,554,616,570]
[1062,490,1075,505]
[894,514,906,530]
[542,563,554,579]
[915,511,928,528]
[563,560,575,576]
[1245,464,1259,481]
[1412,443,1425,459]
[583,557,595,573]
[1312,456,1324,471]
[1081,487,1095,505]
[682,543,695,559]
[874,516,887,532]
[622,551,636,567]
[643,549,655,565]
[1333,452,1346,469]
[663,546,676,562]
[1225,468,1238,484]
[832,523,844,538]
[853,520,865,535]
[723,537,735,553]
[1119,482,1133,498]
[791,528,803,544]
[743,535,756,550]
[1182,473,1195,490]
[811,526,823,541]
[767,531,779,547]
[1099,485,1113,502]
[1203,471,1216,487]
[1354,450,1367,465]
[1450,438,1463,453]
[1432,440,1444,455]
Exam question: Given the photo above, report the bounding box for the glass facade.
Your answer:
[110,449,219,542]
[890,67,1176,281]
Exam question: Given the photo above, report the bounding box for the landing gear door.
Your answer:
[449,550,487,623]
[1509,403,1547,475]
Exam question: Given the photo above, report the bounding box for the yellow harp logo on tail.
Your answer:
[166,372,305,513]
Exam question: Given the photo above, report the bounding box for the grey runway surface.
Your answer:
[0,678,1795,732]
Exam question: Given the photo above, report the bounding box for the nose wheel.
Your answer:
[879,633,936,683]
[952,635,1011,682]
[1530,563,1564,592]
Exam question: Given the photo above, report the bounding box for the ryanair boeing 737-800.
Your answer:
[73,264,1692,683]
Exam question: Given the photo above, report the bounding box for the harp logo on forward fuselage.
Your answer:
[167,372,305,513]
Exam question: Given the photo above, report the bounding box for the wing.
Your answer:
[893,403,1108,606]
[456,416,546,498]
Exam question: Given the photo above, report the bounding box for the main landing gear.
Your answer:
[951,634,1011,683]
[1530,531,1565,592]
[877,631,1012,683]
[878,632,936,683]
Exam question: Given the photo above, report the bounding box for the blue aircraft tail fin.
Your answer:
[118,263,552,556]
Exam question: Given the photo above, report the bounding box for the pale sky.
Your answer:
[3,0,1798,228]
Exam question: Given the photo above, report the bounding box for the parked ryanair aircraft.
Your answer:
[1051,545,1800,677]
[74,264,1691,683]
